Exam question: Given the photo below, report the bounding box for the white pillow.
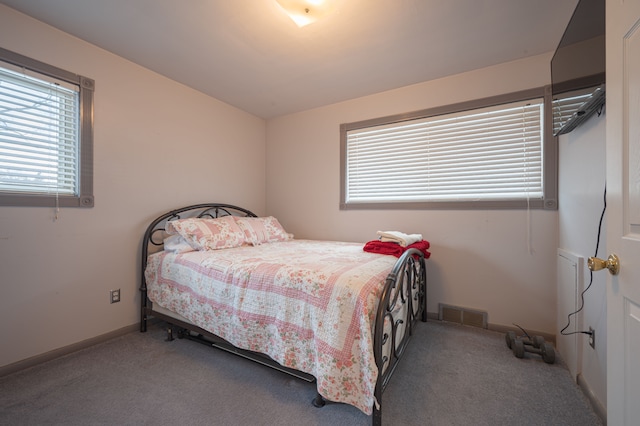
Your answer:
[163,234,195,253]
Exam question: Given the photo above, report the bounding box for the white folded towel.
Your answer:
[376,230,422,247]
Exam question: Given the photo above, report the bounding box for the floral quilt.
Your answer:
[145,239,398,414]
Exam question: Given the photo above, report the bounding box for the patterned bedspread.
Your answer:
[144,239,398,414]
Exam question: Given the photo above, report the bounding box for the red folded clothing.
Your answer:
[363,240,431,259]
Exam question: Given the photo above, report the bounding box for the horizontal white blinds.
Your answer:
[345,99,544,203]
[0,65,79,196]
[552,90,593,135]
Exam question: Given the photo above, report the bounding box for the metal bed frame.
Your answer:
[139,203,427,426]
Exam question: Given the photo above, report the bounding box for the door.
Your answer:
[606,0,640,424]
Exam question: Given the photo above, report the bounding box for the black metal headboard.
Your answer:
[139,203,257,331]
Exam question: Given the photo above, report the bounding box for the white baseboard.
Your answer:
[577,373,607,425]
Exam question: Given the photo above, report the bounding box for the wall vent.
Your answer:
[438,303,488,329]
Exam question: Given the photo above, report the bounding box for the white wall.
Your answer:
[266,54,559,334]
[0,5,266,369]
[557,113,607,411]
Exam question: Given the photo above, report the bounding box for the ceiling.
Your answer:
[0,0,579,119]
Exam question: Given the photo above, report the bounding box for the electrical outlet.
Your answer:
[110,289,121,304]
[588,327,595,349]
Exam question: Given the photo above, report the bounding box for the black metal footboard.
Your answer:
[372,249,427,426]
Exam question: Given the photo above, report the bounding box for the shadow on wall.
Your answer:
[425,244,555,335]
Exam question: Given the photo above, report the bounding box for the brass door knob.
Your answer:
[587,254,620,275]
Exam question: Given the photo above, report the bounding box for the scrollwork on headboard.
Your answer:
[145,205,257,249]
[139,203,258,300]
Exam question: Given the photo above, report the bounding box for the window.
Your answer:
[552,85,605,136]
[0,47,94,208]
[341,87,557,210]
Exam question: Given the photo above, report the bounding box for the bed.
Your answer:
[139,203,428,425]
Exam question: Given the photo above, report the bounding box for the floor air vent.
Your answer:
[438,303,488,329]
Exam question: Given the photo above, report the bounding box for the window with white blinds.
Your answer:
[341,88,557,209]
[0,48,94,207]
[552,85,605,136]
[552,91,592,135]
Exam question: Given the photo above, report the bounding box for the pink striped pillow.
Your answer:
[234,216,293,245]
[165,216,246,251]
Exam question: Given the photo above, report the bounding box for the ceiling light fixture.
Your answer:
[275,0,339,27]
